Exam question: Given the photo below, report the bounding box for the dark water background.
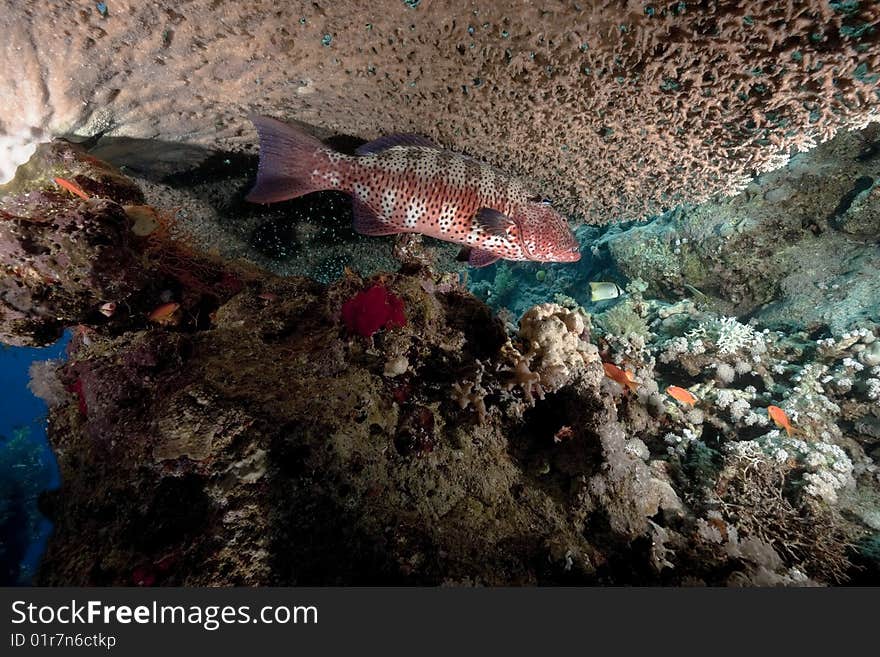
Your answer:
[0,333,68,585]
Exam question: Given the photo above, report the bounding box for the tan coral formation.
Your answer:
[2,1,879,220]
[518,302,599,391]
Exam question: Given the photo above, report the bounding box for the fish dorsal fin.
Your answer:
[355,134,440,156]
[351,197,404,236]
[474,208,516,237]
[468,247,500,268]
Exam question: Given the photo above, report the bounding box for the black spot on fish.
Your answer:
[325,134,366,155]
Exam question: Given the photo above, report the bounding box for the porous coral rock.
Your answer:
[4,1,880,223]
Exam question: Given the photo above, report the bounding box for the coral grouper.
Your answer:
[246,115,581,267]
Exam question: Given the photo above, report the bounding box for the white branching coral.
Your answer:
[658,317,769,368]
[729,398,751,422]
[658,336,690,363]
[868,378,880,401]
[664,427,698,456]
[752,432,855,505]
[715,362,735,384]
[687,316,765,355]
[709,387,769,428]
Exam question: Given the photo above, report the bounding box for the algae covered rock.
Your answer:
[35,274,606,585]
[0,141,149,345]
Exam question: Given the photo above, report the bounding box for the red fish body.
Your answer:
[247,115,581,267]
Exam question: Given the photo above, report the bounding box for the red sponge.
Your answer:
[341,285,406,337]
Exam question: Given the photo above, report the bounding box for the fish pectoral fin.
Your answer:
[474,208,516,237]
[351,197,404,236]
[468,247,501,268]
[456,246,472,262]
[355,134,441,156]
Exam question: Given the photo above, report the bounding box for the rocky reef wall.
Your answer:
[597,122,880,332]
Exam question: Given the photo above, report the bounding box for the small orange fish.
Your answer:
[553,425,575,443]
[666,385,698,406]
[148,302,180,324]
[602,362,639,392]
[53,177,90,200]
[767,405,794,437]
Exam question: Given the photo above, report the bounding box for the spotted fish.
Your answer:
[246,115,581,267]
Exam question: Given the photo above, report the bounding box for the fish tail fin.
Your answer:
[246,114,329,203]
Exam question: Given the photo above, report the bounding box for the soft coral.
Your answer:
[341,284,406,338]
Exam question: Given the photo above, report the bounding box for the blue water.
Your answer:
[0,332,69,584]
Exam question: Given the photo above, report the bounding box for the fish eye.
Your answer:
[541,198,552,206]
[571,246,579,252]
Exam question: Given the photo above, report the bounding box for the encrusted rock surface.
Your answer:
[3,1,879,221]
[0,141,148,346]
[36,274,600,585]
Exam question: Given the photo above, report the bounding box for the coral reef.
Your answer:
[35,273,605,585]
[2,136,878,586]
[587,290,880,583]
[3,1,879,222]
[0,140,150,346]
[0,139,255,348]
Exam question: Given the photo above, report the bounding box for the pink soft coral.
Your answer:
[341,285,406,338]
